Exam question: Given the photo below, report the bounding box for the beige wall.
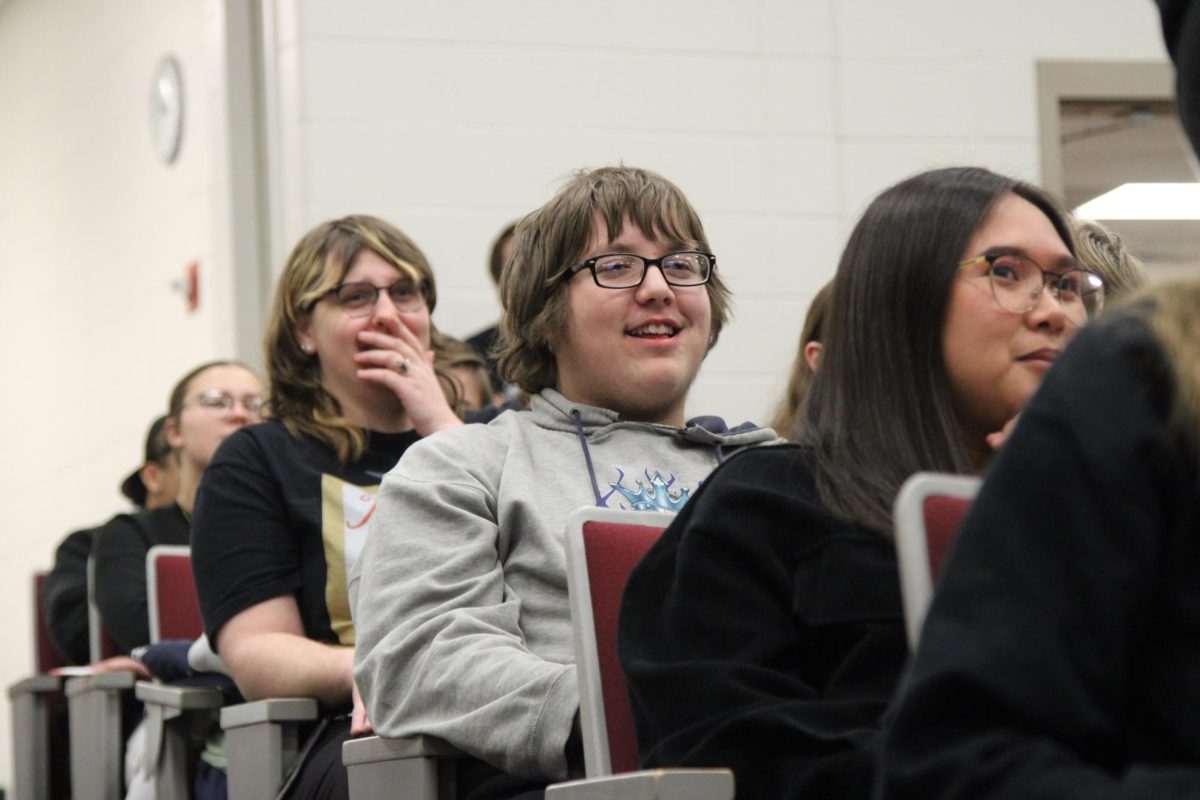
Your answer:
[0,0,1170,790]
[266,0,1168,424]
[0,0,236,784]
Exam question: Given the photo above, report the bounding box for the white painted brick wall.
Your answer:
[273,0,1164,425]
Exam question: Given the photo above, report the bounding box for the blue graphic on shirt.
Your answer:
[601,468,691,512]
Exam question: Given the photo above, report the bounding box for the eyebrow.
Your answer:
[598,238,693,254]
[984,246,1084,271]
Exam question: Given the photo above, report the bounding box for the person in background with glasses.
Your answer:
[191,215,463,800]
[617,166,1098,800]
[352,166,776,800]
[92,360,264,656]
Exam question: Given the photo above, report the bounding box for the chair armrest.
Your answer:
[135,681,225,711]
[220,698,320,800]
[342,735,463,800]
[9,674,65,800]
[220,697,318,729]
[64,671,137,800]
[7,673,62,698]
[63,670,137,695]
[546,768,735,800]
[342,734,462,763]
[133,682,227,800]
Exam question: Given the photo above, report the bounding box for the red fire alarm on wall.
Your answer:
[186,260,200,312]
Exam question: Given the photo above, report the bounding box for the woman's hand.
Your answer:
[350,676,373,736]
[987,414,1020,451]
[89,655,151,678]
[355,318,462,436]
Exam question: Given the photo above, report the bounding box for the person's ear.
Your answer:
[165,415,184,450]
[140,461,164,495]
[803,341,823,372]
[296,316,316,355]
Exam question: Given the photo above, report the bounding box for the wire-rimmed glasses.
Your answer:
[185,389,266,417]
[958,251,1105,326]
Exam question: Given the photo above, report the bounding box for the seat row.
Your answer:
[10,481,977,800]
[11,508,740,799]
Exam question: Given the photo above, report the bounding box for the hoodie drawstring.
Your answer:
[571,409,605,507]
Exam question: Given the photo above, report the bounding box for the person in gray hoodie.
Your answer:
[350,165,776,799]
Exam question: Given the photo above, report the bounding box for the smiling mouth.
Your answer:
[627,323,679,338]
[1017,349,1060,364]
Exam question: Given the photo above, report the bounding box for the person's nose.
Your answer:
[368,290,403,329]
[225,399,254,423]
[1024,281,1068,333]
[634,263,675,304]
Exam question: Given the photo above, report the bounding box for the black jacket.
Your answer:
[879,309,1200,799]
[619,444,907,799]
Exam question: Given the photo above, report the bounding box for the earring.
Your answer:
[300,342,314,354]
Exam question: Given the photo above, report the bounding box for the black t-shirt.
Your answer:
[619,443,907,799]
[92,503,190,654]
[191,420,419,650]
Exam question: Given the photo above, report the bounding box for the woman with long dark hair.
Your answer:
[618,166,1105,798]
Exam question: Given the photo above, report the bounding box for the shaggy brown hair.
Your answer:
[495,166,731,395]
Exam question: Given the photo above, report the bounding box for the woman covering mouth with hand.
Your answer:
[190,215,463,800]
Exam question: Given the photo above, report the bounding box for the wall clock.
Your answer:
[150,56,184,165]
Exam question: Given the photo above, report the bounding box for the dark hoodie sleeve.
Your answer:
[878,314,1200,799]
[91,513,155,654]
[619,445,906,799]
[42,528,97,665]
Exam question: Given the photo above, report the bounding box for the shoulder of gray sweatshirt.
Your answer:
[350,388,778,781]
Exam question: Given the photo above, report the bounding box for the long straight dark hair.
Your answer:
[800,167,1075,534]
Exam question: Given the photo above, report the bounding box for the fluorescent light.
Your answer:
[1074,183,1200,220]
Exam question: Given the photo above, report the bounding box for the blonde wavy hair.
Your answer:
[263,214,452,462]
[1145,278,1200,449]
[1073,220,1149,301]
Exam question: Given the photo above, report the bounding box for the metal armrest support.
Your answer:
[220,698,319,800]
[342,735,463,800]
[65,671,137,800]
[135,682,225,800]
[546,768,735,800]
[8,675,64,800]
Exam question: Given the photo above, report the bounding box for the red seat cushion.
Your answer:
[581,520,667,775]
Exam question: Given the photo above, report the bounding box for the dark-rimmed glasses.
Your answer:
[958,252,1105,326]
[186,389,266,417]
[566,251,715,289]
[322,280,425,316]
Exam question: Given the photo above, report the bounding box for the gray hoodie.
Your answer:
[350,389,776,781]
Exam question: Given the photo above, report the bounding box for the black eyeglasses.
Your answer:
[185,389,266,417]
[566,251,715,289]
[958,252,1105,327]
[322,280,425,316]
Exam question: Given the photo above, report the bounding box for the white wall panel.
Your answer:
[0,0,228,789]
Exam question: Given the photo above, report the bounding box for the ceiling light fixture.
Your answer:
[1074,183,1200,220]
